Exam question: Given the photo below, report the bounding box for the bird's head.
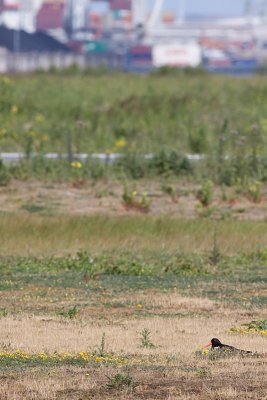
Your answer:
[202,338,222,349]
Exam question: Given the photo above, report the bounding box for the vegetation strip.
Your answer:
[1,72,267,183]
[0,350,126,366]
[229,320,267,335]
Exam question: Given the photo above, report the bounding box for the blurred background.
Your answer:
[1,0,267,74]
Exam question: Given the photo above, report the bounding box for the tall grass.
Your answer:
[0,214,267,256]
[1,72,267,157]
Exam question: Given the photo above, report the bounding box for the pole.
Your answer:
[178,0,186,24]
[147,0,164,31]
[13,0,21,53]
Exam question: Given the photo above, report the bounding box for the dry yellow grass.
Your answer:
[0,292,266,399]
[0,345,266,400]
[0,311,266,355]
[0,182,266,399]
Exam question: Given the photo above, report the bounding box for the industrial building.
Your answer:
[0,0,267,73]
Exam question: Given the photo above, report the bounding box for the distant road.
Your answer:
[0,153,204,164]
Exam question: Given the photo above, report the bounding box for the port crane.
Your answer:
[63,0,185,34]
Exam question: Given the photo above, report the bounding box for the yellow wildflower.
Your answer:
[115,138,126,149]
[2,76,11,85]
[35,114,45,123]
[79,351,89,360]
[71,161,82,169]
[11,105,18,114]
[42,134,49,142]
[0,128,7,137]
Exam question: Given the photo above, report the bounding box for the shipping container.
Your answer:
[230,57,258,69]
[204,49,258,73]
[202,49,232,68]
[84,40,108,54]
[152,43,201,68]
[126,45,152,71]
[110,0,131,11]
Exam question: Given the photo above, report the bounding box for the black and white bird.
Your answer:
[203,338,253,354]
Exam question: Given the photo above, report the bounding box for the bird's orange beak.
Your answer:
[202,342,212,349]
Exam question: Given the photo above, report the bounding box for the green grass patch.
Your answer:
[0,247,266,310]
[0,72,266,155]
[1,72,267,183]
[0,215,266,311]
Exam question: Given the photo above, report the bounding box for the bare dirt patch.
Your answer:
[1,180,267,220]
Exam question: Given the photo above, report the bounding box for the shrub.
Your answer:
[58,305,79,319]
[247,180,262,203]
[151,150,192,176]
[161,184,177,202]
[122,182,151,212]
[0,160,10,186]
[106,373,137,392]
[209,232,221,265]
[94,333,108,357]
[139,328,156,349]
[196,180,213,207]
[117,153,146,179]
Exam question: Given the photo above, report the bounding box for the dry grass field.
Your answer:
[2,180,267,257]
[0,296,266,400]
[1,356,266,400]
[0,181,267,399]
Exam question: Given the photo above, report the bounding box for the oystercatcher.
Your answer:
[203,338,253,354]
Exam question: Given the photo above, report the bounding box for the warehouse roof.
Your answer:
[0,25,70,52]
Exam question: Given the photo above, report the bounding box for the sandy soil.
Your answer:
[1,180,267,220]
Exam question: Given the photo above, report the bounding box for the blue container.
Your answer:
[126,45,152,72]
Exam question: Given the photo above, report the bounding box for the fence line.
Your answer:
[0,50,125,73]
[0,152,204,165]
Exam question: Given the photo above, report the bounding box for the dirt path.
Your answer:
[1,180,267,220]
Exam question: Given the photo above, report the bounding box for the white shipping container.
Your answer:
[152,43,201,68]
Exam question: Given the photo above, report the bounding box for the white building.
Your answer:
[0,0,43,32]
[64,0,89,34]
